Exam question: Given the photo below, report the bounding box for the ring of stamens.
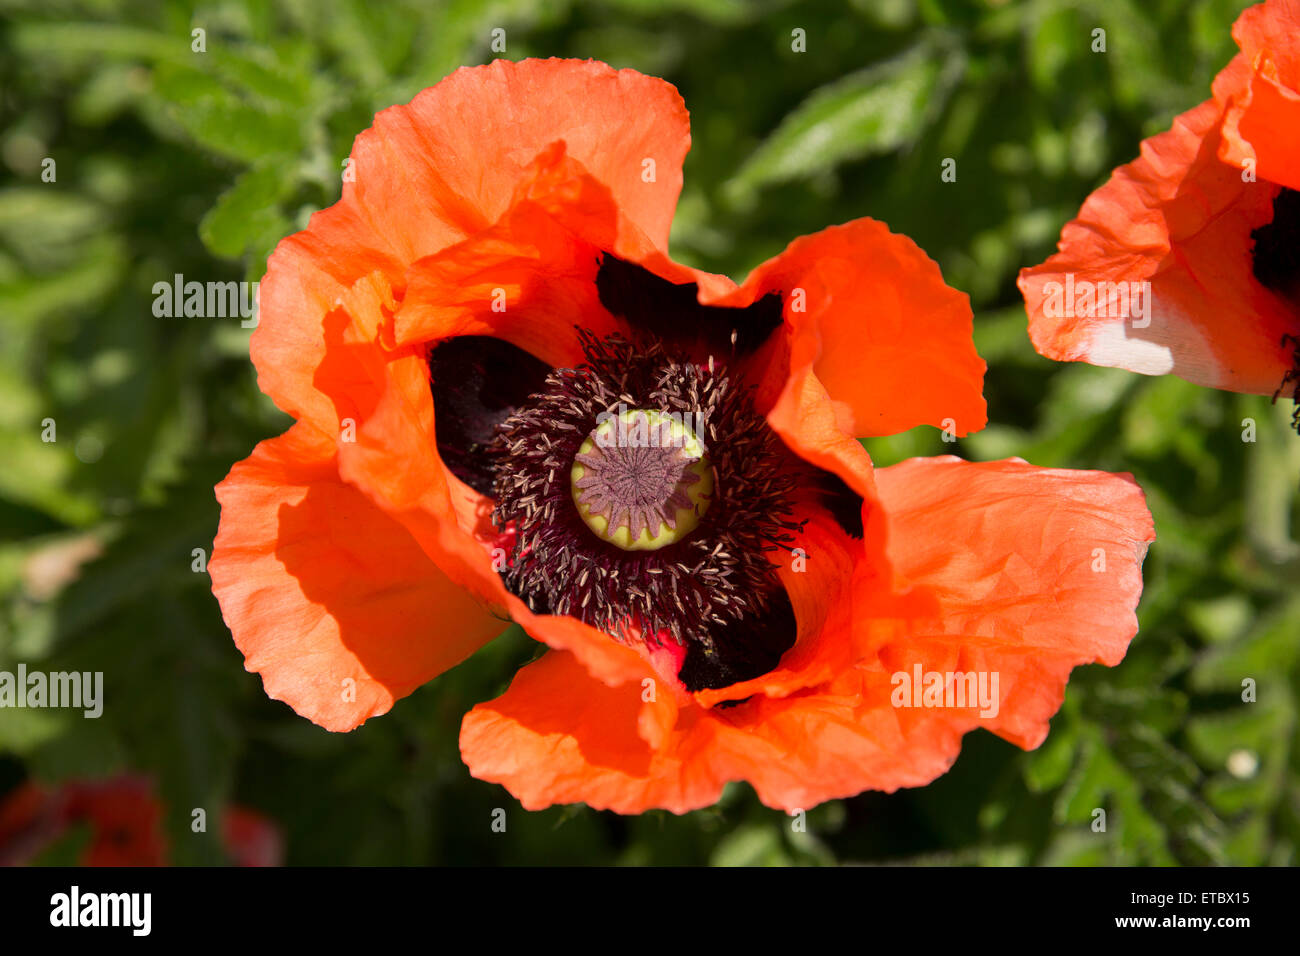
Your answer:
[488,331,804,654]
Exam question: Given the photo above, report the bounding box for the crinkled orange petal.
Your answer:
[716,219,987,440]
[1019,70,1297,394]
[461,456,1154,814]
[692,504,868,707]
[1218,0,1300,191]
[461,649,724,813]
[1237,73,1300,193]
[252,58,689,432]
[871,456,1155,750]
[210,421,505,731]
[356,58,689,258]
[694,219,983,557]
[765,362,883,509]
[462,645,1005,813]
[394,144,624,362]
[311,266,509,609]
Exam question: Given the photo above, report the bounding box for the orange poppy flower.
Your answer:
[210,58,1155,813]
[1018,0,1300,420]
[0,777,281,866]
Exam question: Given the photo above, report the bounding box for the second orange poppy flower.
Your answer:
[1019,0,1300,411]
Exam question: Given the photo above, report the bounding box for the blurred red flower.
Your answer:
[0,777,281,867]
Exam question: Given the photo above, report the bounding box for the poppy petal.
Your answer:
[210,422,505,731]
[871,456,1155,750]
[691,504,866,707]
[355,58,690,258]
[1018,88,1297,395]
[394,142,625,362]
[724,219,987,440]
[763,362,882,510]
[460,646,992,813]
[1218,0,1300,192]
[460,649,720,814]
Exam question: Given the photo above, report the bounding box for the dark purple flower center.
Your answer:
[483,331,804,690]
[428,254,866,690]
[1252,187,1300,301]
[1253,188,1300,433]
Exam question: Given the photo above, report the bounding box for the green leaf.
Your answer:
[147,64,306,163]
[1190,597,1300,693]
[1024,722,1077,793]
[600,0,750,22]
[725,38,962,199]
[710,823,790,867]
[199,161,298,260]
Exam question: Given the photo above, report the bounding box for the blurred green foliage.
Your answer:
[1,0,1297,865]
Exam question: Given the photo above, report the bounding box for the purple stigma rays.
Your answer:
[571,409,714,550]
